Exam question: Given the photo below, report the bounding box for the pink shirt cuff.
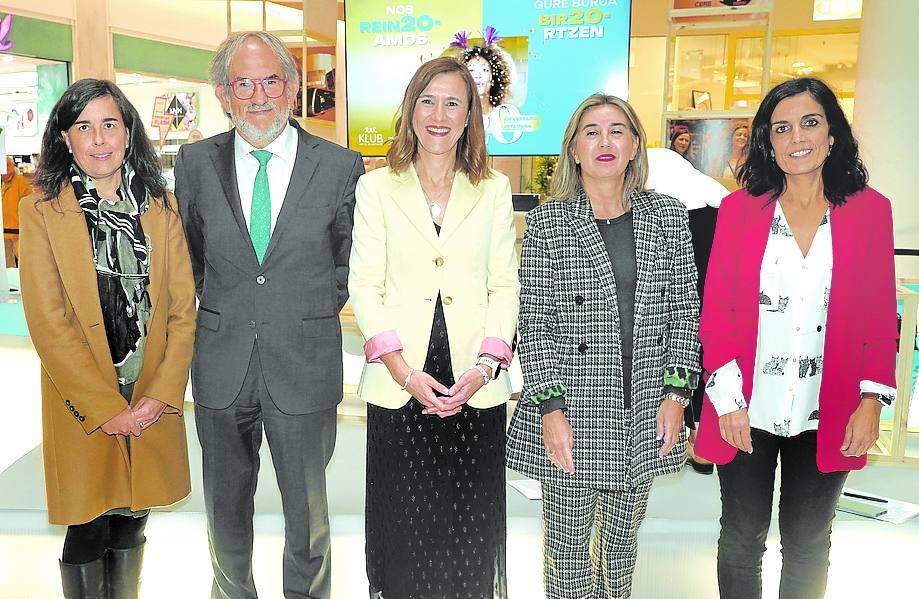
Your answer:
[364,330,403,363]
[479,337,513,368]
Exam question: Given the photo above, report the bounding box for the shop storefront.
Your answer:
[0,13,72,174]
[111,34,224,164]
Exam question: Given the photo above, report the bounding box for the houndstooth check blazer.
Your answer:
[506,188,701,490]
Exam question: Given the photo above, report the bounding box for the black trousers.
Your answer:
[716,428,848,599]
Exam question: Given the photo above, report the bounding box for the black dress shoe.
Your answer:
[686,454,714,475]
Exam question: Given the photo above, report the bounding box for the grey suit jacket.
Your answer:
[505,189,700,490]
[174,123,363,413]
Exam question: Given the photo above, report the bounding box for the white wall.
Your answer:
[853,0,919,275]
[4,0,341,50]
[628,36,668,147]
[0,0,74,21]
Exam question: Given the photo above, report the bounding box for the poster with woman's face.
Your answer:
[448,33,529,145]
[666,116,752,184]
[345,0,632,156]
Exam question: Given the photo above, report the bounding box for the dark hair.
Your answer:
[669,130,692,157]
[34,79,168,203]
[738,77,867,206]
[387,57,490,185]
[461,45,513,107]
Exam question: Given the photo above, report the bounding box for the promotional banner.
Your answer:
[666,116,752,181]
[345,0,631,156]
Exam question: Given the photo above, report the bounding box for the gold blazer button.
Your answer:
[443,296,453,305]
[434,257,444,267]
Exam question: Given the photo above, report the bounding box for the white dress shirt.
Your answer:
[233,123,298,234]
[706,201,896,437]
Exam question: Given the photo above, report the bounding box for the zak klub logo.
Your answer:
[359,127,385,146]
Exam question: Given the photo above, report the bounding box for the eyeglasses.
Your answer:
[228,77,288,100]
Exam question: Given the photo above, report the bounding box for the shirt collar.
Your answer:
[233,121,298,164]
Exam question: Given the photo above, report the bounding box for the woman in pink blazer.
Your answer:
[694,77,897,599]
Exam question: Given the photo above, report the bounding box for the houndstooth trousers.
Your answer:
[541,482,653,599]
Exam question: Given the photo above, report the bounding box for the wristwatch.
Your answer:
[476,355,501,380]
[664,391,691,408]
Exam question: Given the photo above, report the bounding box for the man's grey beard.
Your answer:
[231,103,288,146]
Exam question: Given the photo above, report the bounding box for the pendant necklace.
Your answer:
[423,188,444,221]
[420,171,453,222]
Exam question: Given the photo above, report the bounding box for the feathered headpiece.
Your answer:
[450,26,503,50]
[483,26,503,46]
[450,31,471,50]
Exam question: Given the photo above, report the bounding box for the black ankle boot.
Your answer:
[60,556,107,599]
[106,540,145,599]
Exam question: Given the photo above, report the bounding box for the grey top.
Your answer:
[596,211,637,362]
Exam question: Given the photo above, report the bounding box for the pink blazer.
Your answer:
[694,186,897,472]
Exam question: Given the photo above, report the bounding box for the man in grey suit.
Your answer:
[174,31,362,599]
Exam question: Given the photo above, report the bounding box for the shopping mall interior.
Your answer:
[0,0,917,597]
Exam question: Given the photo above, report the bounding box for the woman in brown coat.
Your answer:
[21,79,196,598]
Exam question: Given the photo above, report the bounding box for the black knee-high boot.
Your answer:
[60,556,107,599]
[106,540,145,599]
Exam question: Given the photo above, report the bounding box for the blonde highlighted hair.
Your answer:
[386,57,491,185]
[549,93,649,204]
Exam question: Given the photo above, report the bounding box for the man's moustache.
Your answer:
[245,102,275,111]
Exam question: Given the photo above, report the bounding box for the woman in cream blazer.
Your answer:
[349,57,518,599]
[350,163,518,410]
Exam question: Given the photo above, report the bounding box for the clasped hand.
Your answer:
[408,368,488,418]
[100,396,168,436]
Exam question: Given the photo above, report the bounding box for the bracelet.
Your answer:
[475,355,501,380]
[663,391,690,408]
[861,391,893,406]
[401,368,414,390]
[472,364,490,385]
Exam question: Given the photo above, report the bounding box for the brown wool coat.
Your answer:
[19,185,196,525]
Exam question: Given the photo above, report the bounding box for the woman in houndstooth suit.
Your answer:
[506,94,701,599]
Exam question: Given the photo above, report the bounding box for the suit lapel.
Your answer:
[393,165,440,250]
[744,196,776,314]
[825,200,850,349]
[209,134,254,254]
[631,192,657,330]
[439,171,483,243]
[567,191,619,313]
[142,201,166,324]
[261,128,320,264]
[44,187,117,378]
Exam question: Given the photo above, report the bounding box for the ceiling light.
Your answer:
[792,61,806,68]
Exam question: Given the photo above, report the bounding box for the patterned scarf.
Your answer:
[72,164,149,271]
[71,163,151,385]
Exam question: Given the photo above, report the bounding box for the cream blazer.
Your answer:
[349,164,519,409]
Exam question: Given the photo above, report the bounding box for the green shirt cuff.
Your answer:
[663,367,700,390]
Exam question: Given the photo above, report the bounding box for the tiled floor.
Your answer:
[2,335,918,598]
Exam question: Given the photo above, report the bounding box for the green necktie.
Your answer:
[250,149,272,263]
